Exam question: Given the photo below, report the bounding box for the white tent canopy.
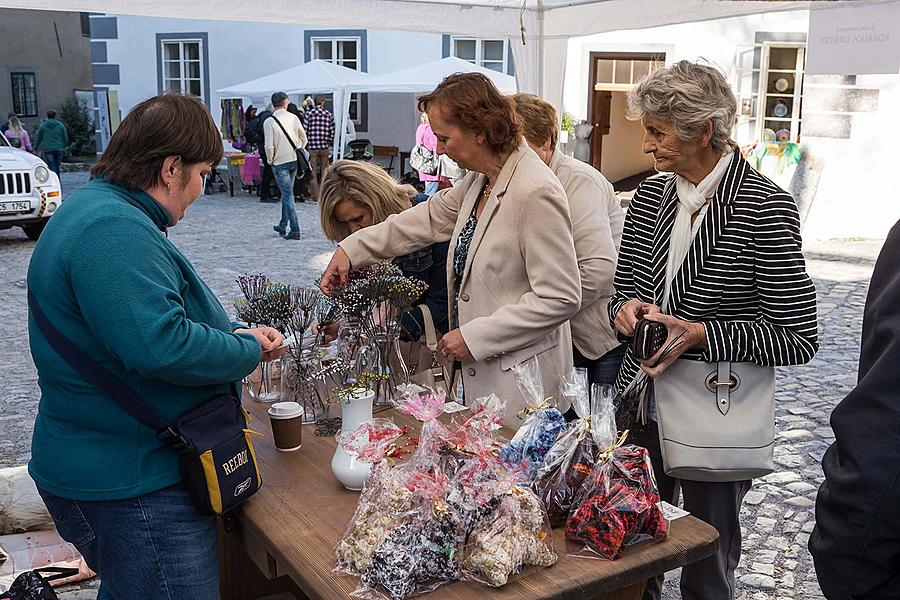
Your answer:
[217,59,370,157]
[2,0,883,109]
[217,59,369,97]
[333,56,516,157]
[347,56,516,94]
[1,0,885,136]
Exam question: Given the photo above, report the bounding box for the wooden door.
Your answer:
[590,90,612,171]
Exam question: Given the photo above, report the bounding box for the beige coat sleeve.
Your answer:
[568,172,619,307]
[339,182,465,268]
[459,181,581,360]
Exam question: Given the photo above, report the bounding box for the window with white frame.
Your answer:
[452,38,507,73]
[733,41,806,145]
[161,39,204,100]
[311,36,361,123]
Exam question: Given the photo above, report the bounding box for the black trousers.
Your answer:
[631,422,751,600]
[259,158,276,198]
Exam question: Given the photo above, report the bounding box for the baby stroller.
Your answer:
[205,165,229,195]
[344,138,374,161]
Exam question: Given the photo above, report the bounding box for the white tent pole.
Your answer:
[338,90,353,160]
[332,88,344,160]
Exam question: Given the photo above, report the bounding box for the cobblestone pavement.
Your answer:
[0,172,886,599]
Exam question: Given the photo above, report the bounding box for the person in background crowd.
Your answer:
[319,159,449,341]
[302,95,335,203]
[248,104,280,203]
[1,111,16,134]
[5,116,33,152]
[243,105,257,138]
[265,91,307,240]
[612,60,818,600]
[287,102,312,203]
[415,112,448,196]
[512,93,625,387]
[320,73,581,428]
[810,218,900,599]
[34,110,68,177]
[27,92,284,600]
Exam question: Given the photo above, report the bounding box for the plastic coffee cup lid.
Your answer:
[268,402,304,420]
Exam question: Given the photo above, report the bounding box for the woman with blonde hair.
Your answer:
[5,116,33,152]
[319,159,449,341]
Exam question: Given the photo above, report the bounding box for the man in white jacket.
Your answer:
[264,91,308,240]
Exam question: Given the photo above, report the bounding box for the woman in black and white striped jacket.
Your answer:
[609,61,818,600]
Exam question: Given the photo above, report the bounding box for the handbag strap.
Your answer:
[272,115,299,152]
[27,290,175,439]
[417,304,438,352]
[716,361,732,416]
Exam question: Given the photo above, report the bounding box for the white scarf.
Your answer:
[661,151,734,311]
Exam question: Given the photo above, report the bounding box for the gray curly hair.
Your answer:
[627,60,737,153]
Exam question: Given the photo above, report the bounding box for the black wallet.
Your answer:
[631,319,668,360]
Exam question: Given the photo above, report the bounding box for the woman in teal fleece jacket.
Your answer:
[27,93,284,600]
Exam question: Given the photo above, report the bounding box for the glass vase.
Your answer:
[280,343,328,423]
[245,361,281,403]
[354,330,409,406]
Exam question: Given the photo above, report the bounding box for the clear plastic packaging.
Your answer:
[356,467,466,600]
[565,444,668,560]
[498,357,566,481]
[531,369,618,527]
[461,485,557,586]
[335,463,416,577]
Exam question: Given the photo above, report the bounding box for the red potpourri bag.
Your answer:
[530,369,618,527]
[565,443,668,560]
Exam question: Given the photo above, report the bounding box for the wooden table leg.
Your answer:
[599,581,646,600]
[218,521,309,600]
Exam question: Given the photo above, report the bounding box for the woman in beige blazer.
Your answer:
[512,94,626,387]
[320,73,581,427]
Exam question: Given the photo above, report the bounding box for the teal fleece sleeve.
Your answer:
[68,217,262,386]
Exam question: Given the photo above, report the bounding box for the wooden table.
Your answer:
[220,400,719,600]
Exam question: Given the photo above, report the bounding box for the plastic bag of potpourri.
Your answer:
[353,467,466,600]
[565,444,668,560]
[498,357,567,481]
[459,467,557,587]
[530,368,618,527]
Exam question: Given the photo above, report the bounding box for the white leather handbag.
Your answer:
[654,359,776,482]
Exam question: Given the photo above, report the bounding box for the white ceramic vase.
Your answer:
[330,388,375,491]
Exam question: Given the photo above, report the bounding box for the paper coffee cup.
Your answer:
[268,401,304,452]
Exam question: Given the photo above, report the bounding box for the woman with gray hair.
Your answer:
[610,60,818,599]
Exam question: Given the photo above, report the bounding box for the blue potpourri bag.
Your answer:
[498,357,566,481]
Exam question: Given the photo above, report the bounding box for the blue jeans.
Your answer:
[44,150,64,177]
[273,161,299,234]
[423,181,439,196]
[37,483,219,600]
[573,343,627,387]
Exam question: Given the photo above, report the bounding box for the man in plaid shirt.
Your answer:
[302,96,335,202]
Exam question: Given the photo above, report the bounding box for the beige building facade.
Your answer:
[0,8,92,133]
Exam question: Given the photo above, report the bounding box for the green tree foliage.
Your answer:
[59,97,94,158]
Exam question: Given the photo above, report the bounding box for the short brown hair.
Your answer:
[512,93,558,148]
[91,93,223,191]
[319,160,416,242]
[417,72,522,156]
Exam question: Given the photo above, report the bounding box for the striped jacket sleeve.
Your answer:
[608,183,643,325]
[701,191,819,366]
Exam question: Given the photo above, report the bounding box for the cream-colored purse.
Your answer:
[654,359,775,482]
[401,305,451,392]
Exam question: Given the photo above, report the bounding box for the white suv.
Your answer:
[0,131,63,239]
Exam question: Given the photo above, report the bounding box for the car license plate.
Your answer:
[0,201,30,214]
